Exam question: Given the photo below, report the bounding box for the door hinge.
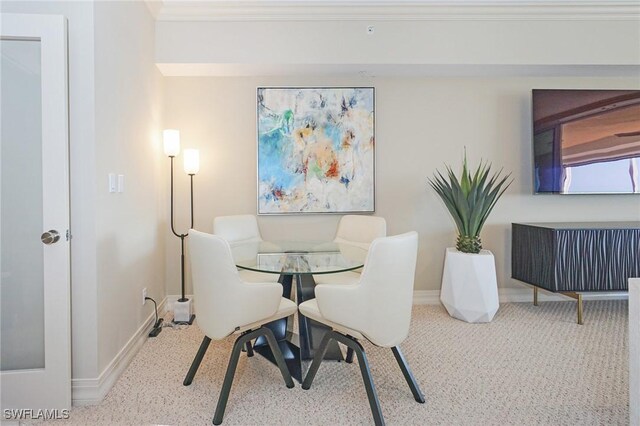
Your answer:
[66,229,71,241]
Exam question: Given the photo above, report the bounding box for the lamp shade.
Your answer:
[163,129,180,157]
[183,149,200,175]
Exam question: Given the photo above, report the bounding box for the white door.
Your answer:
[0,14,71,412]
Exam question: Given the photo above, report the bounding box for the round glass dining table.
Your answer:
[230,240,368,383]
[232,240,367,275]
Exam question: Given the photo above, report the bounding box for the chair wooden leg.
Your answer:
[391,346,425,403]
[183,336,211,386]
[301,331,333,390]
[262,327,295,388]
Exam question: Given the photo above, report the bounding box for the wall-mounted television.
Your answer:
[532,89,640,194]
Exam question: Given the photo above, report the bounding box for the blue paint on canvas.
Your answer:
[257,88,375,213]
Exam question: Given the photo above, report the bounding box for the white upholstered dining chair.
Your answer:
[213,214,261,243]
[314,215,387,285]
[213,214,279,283]
[333,215,387,248]
[299,232,424,426]
[184,230,296,425]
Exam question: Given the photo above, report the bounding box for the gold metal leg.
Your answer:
[577,294,583,325]
[561,292,584,325]
[533,287,539,306]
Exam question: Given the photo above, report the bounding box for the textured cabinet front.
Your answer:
[512,224,556,290]
[512,223,640,292]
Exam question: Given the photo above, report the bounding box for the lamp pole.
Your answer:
[164,130,198,325]
[169,156,194,302]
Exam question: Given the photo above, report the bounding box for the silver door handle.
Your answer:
[41,230,60,245]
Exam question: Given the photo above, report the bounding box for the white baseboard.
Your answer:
[71,297,167,406]
[499,287,628,302]
[167,289,628,310]
[412,290,441,304]
[168,290,601,307]
[413,287,628,305]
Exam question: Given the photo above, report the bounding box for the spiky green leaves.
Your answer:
[429,153,512,254]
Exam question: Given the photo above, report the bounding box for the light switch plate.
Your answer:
[108,173,116,193]
[118,174,124,193]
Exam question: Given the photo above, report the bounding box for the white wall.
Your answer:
[93,1,166,374]
[164,75,640,295]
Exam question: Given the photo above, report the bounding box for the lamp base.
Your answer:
[173,299,196,325]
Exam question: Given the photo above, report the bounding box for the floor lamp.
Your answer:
[164,129,199,325]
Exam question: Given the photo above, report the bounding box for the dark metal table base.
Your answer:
[252,273,343,382]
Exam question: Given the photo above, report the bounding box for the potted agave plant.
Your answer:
[429,153,512,323]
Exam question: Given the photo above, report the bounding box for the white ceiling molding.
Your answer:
[149,1,640,21]
[145,1,164,19]
[155,63,640,77]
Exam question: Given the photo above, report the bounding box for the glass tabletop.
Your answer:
[230,240,368,275]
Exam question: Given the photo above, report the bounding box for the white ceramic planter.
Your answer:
[440,247,499,323]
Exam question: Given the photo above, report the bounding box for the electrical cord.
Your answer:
[145,296,164,337]
[166,319,190,329]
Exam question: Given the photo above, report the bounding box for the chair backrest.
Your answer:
[345,232,419,347]
[334,215,387,249]
[213,214,262,243]
[188,230,279,340]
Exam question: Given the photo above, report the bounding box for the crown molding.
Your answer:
[145,0,164,19]
[155,63,640,78]
[151,1,640,21]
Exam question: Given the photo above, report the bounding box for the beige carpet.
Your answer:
[42,301,628,425]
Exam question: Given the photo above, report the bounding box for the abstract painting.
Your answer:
[257,87,375,214]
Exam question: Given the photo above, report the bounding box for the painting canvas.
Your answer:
[257,87,375,214]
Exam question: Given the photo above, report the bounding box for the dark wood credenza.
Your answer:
[512,222,640,324]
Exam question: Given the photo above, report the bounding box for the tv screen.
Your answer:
[532,89,640,194]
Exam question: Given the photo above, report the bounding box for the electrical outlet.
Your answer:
[142,287,147,306]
